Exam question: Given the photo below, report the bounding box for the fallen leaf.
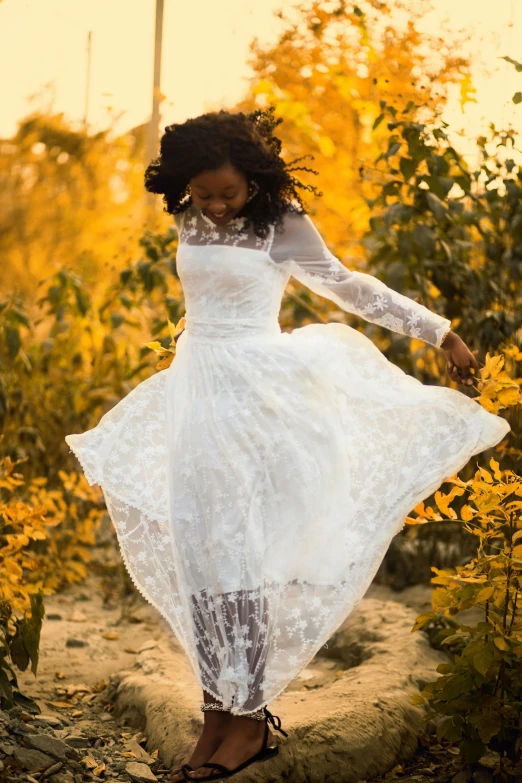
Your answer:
[47,700,74,709]
[102,631,119,640]
[71,710,83,717]
[124,648,139,654]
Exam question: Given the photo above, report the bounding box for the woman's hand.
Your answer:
[441,331,480,387]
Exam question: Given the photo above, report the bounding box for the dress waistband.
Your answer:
[184,314,281,342]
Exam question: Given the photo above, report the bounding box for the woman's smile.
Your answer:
[205,209,234,224]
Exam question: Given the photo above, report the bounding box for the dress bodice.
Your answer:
[176,243,290,342]
[174,202,452,348]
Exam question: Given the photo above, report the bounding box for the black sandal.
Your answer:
[182,706,288,781]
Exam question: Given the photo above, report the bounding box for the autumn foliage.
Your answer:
[1,4,521,773]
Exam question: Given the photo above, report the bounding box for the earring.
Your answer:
[246,180,259,203]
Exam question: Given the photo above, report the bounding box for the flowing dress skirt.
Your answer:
[65,321,510,712]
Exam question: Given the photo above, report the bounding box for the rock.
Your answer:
[452,771,472,783]
[67,610,88,623]
[13,746,55,771]
[472,768,493,783]
[41,760,64,776]
[125,761,158,783]
[24,733,79,761]
[0,741,16,755]
[63,734,91,749]
[65,638,89,648]
[48,772,75,783]
[31,714,64,728]
[122,739,155,764]
[475,753,499,771]
[8,717,39,735]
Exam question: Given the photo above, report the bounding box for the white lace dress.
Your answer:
[65,203,510,714]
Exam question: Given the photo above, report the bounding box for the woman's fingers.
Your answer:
[447,357,476,386]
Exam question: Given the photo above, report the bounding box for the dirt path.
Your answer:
[2,566,497,783]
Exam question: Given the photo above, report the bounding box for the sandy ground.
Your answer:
[7,567,498,783]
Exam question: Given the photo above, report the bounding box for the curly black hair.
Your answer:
[144,106,323,240]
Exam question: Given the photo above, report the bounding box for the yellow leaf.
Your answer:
[489,458,502,481]
[478,467,493,483]
[476,586,495,602]
[497,387,520,406]
[157,355,174,370]
[405,515,427,526]
[461,505,475,521]
[502,344,522,361]
[482,353,505,379]
[4,560,23,579]
[318,135,336,158]
[494,636,509,651]
[167,319,177,339]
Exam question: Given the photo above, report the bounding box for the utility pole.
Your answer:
[83,31,92,134]
[145,0,165,225]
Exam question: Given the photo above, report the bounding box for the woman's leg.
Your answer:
[186,588,275,780]
[168,690,233,783]
[168,593,232,783]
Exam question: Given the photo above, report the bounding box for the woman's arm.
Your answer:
[270,211,452,348]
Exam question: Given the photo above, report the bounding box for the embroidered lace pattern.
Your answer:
[65,202,509,714]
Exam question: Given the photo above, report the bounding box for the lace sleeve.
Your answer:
[270,211,452,349]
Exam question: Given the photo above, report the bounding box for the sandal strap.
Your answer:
[197,761,231,774]
[263,706,288,737]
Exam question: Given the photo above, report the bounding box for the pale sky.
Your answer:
[1,0,521,168]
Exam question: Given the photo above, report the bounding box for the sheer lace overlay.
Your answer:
[66,202,510,714]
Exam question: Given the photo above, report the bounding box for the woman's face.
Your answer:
[189,162,250,226]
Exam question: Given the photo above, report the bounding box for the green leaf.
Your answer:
[436,716,462,742]
[110,313,123,329]
[399,157,417,181]
[10,308,31,329]
[412,224,436,256]
[385,142,401,159]
[473,643,496,676]
[373,114,384,130]
[426,192,448,221]
[411,611,436,632]
[439,673,473,700]
[5,325,21,358]
[472,711,502,743]
[459,738,486,764]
